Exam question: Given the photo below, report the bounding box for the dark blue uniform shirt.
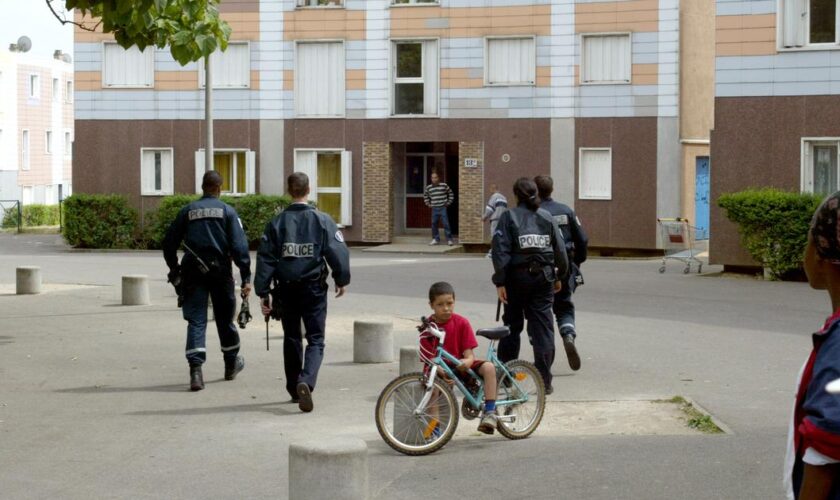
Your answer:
[539,198,588,266]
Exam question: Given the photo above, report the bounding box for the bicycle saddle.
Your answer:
[476,326,510,340]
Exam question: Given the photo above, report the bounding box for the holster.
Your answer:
[269,288,285,321]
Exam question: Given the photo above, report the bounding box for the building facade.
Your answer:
[0,51,73,206]
[74,0,707,248]
[711,0,840,267]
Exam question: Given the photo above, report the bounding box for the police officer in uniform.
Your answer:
[163,171,252,391]
[492,177,569,394]
[534,175,588,371]
[255,172,350,413]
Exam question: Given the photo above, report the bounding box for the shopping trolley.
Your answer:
[657,218,704,274]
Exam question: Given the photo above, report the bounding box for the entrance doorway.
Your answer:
[402,142,459,233]
[695,156,710,240]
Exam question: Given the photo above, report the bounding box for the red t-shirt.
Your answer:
[432,313,478,360]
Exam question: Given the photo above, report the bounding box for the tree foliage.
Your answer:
[60,0,231,65]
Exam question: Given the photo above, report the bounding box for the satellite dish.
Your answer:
[16,36,31,53]
[61,53,72,63]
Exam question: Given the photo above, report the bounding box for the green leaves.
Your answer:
[65,0,231,65]
[718,188,823,278]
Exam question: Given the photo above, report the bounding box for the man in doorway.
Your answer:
[423,170,455,246]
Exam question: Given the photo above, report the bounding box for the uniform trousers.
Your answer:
[182,267,240,366]
[276,279,328,399]
[498,268,556,388]
[553,265,578,337]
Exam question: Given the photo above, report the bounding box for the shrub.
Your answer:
[718,188,823,279]
[62,194,138,248]
[2,204,61,228]
[143,194,292,249]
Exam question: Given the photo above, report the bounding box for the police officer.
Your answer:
[534,175,588,371]
[492,177,569,394]
[255,172,350,413]
[163,171,252,391]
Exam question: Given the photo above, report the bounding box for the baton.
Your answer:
[495,298,502,322]
[262,297,270,351]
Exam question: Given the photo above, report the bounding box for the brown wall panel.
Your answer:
[73,120,260,221]
[576,117,658,249]
[708,96,840,267]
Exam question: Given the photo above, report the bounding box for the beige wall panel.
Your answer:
[441,68,482,89]
[390,5,551,38]
[575,0,659,33]
[251,70,260,90]
[715,14,776,56]
[219,0,260,13]
[155,71,199,91]
[632,63,658,85]
[346,69,366,90]
[75,71,102,91]
[681,0,715,141]
[536,66,551,87]
[283,70,294,91]
[223,12,261,41]
[284,10,366,40]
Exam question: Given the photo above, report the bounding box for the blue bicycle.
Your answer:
[375,316,546,455]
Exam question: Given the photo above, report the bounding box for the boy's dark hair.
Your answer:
[534,175,554,200]
[202,170,223,192]
[428,281,455,302]
[287,172,310,198]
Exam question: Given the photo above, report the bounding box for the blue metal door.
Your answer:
[695,156,710,240]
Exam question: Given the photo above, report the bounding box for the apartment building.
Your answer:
[711,0,840,267]
[0,51,73,206]
[74,0,708,249]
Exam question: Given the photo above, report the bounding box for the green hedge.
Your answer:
[62,194,138,248]
[718,188,823,279]
[2,204,61,228]
[143,194,292,249]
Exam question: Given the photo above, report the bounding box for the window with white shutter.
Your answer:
[297,0,344,6]
[295,41,345,117]
[199,42,251,89]
[141,148,174,196]
[294,149,353,226]
[194,150,256,195]
[485,37,536,86]
[579,148,612,200]
[103,43,155,88]
[580,34,631,84]
[21,130,30,171]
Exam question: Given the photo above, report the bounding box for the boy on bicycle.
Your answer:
[425,281,499,434]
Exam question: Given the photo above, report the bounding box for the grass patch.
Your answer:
[656,396,724,434]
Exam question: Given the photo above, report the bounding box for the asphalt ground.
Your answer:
[0,233,826,499]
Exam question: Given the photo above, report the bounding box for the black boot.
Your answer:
[224,355,245,381]
[561,333,581,371]
[190,365,204,391]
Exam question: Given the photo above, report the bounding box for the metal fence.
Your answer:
[0,200,22,233]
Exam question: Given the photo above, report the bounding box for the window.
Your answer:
[52,78,59,102]
[802,139,840,194]
[21,186,32,206]
[194,150,255,195]
[103,43,155,88]
[45,131,53,154]
[297,0,343,6]
[64,131,72,156]
[199,42,251,89]
[141,149,174,195]
[65,80,73,103]
[392,0,438,4]
[21,130,30,170]
[485,37,536,86]
[579,148,612,200]
[781,0,840,47]
[580,33,631,84]
[45,185,58,205]
[294,149,353,225]
[295,41,345,117]
[29,74,40,98]
[392,40,438,116]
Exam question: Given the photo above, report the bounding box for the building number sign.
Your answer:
[464,158,478,168]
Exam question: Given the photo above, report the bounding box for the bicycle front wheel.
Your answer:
[497,360,546,440]
[374,372,459,456]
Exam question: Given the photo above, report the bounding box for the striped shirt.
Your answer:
[424,183,454,208]
[483,192,508,221]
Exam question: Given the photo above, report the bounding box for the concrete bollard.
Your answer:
[16,266,42,295]
[399,345,422,375]
[353,321,393,363]
[289,437,368,500]
[121,275,150,306]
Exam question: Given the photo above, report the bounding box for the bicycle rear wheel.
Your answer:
[374,372,459,456]
[496,360,545,440]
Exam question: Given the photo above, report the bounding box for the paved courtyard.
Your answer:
[0,233,825,499]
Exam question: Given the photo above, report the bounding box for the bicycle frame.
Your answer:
[415,321,530,417]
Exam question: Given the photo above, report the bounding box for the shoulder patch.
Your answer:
[494,229,504,237]
[553,214,570,226]
[237,217,243,229]
[335,230,345,243]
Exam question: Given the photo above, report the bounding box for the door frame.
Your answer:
[404,151,445,230]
